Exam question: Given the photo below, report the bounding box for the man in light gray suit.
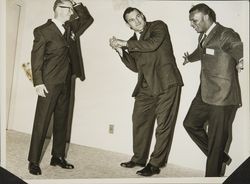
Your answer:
[183,3,243,177]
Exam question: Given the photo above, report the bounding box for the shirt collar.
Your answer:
[205,22,216,36]
[135,32,141,40]
[52,18,65,34]
[134,22,147,40]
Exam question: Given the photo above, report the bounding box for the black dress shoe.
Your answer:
[28,162,41,175]
[50,157,74,169]
[120,161,145,168]
[136,163,160,176]
[223,152,232,165]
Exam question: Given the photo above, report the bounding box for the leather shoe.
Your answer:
[120,160,145,168]
[28,162,41,175]
[136,163,160,176]
[50,157,74,169]
[223,152,232,165]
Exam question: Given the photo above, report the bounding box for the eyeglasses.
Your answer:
[58,5,73,11]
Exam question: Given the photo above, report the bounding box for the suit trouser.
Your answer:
[131,85,181,167]
[28,71,71,164]
[183,91,238,177]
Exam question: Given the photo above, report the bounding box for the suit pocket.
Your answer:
[202,71,231,103]
[202,69,230,80]
[157,64,180,87]
[46,40,68,54]
[43,62,58,77]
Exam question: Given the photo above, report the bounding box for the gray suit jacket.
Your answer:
[120,20,183,97]
[188,23,243,106]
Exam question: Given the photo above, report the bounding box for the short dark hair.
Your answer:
[53,0,71,11]
[123,7,146,23]
[189,3,216,22]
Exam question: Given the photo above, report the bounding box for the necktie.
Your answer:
[62,24,70,41]
[200,34,207,48]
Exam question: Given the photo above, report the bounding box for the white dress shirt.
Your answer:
[201,22,216,40]
[135,32,141,40]
[52,18,65,35]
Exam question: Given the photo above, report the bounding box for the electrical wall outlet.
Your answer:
[109,124,114,134]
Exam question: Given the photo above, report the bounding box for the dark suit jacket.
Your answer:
[30,4,93,157]
[188,23,243,106]
[31,3,94,86]
[120,20,183,97]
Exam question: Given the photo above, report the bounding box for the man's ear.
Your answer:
[204,14,209,21]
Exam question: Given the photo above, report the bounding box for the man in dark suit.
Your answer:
[183,3,243,177]
[109,7,183,176]
[28,0,93,175]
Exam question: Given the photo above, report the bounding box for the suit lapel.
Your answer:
[48,19,70,42]
[47,20,69,47]
[48,20,63,37]
[139,22,150,40]
[129,34,141,58]
[203,23,221,47]
[130,33,137,41]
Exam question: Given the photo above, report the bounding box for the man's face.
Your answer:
[189,10,207,33]
[57,1,73,22]
[125,10,146,33]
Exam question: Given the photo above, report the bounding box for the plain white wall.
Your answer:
[0,0,6,165]
[6,0,21,129]
[7,0,249,175]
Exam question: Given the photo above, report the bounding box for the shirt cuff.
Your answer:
[73,2,81,7]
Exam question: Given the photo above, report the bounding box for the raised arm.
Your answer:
[127,21,166,52]
[120,50,138,73]
[110,36,138,72]
[69,2,94,37]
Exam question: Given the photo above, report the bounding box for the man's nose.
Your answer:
[135,18,140,25]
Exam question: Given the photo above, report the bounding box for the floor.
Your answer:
[6,130,204,181]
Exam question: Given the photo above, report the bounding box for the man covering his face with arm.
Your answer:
[28,0,93,175]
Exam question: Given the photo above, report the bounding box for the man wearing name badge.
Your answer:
[182,3,243,177]
[28,0,93,175]
[109,7,183,176]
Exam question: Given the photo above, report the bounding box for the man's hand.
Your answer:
[236,58,244,73]
[109,37,123,56]
[183,52,190,65]
[109,36,127,49]
[35,84,48,97]
[115,38,127,47]
[109,36,118,49]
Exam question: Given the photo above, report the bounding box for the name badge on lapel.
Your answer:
[206,48,215,55]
